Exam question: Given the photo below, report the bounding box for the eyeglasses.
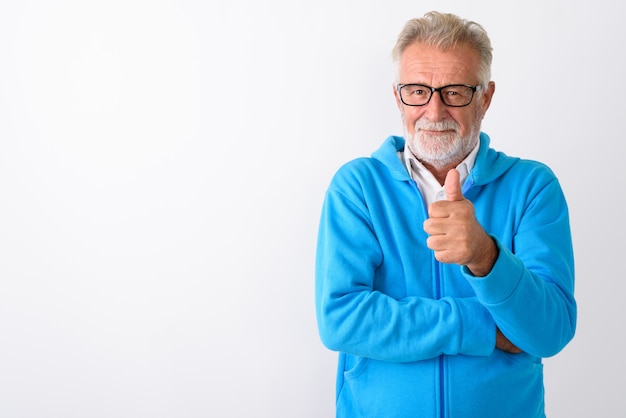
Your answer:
[397,83,482,107]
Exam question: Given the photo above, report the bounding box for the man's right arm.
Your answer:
[315,181,498,362]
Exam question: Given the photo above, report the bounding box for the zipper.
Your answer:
[409,178,448,418]
[436,178,473,418]
[436,260,445,418]
[437,177,473,418]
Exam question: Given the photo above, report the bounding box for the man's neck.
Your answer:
[422,161,460,186]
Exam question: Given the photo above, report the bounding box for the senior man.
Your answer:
[315,11,576,418]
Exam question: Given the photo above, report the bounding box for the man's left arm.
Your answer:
[424,169,576,357]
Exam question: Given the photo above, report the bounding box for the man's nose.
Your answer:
[424,91,448,121]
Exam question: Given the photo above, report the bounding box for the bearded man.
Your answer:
[315,11,576,418]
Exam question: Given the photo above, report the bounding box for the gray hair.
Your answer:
[391,11,493,86]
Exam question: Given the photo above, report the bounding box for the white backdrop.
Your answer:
[0,1,624,417]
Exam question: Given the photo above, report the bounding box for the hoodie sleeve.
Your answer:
[315,164,496,363]
[464,168,576,358]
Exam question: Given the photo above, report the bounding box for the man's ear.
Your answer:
[393,84,403,110]
[480,81,496,116]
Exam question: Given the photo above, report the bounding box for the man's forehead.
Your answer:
[399,43,479,81]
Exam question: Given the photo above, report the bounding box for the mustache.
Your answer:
[413,119,459,132]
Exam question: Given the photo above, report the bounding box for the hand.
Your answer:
[496,327,522,354]
[423,169,497,276]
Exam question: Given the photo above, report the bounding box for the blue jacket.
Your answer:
[315,133,576,418]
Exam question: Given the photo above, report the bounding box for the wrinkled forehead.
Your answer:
[399,42,481,85]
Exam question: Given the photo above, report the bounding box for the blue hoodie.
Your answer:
[315,133,576,418]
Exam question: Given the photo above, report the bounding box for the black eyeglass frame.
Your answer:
[396,83,482,107]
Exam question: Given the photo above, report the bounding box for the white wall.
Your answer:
[0,1,623,417]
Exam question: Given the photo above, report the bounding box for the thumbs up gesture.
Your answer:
[443,167,465,202]
[423,169,498,276]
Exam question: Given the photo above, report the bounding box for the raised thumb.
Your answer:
[444,169,464,201]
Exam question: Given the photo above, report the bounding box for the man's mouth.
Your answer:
[420,129,455,136]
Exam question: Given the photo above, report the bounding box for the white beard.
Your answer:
[404,112,482,170]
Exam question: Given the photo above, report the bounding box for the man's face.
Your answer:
[393,42,495,169]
